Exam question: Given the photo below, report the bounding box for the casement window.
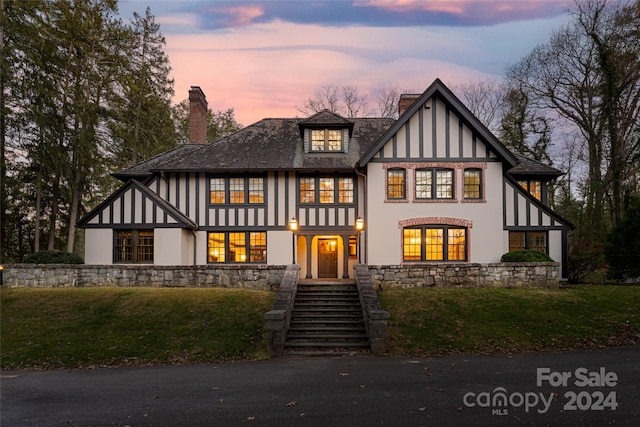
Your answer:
[509,231,548,253]
[387,169,406,200]
[517,180,542,201]
[463,169,482,200]
[208,231,267,263]
[114,230,154,263]
[311,129,343,151]
[415,169,454,200]
[402,226,467,262]
[209,176,264,204]
[298,176,354,204]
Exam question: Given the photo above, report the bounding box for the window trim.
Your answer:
[207,231,267,264]
[310,128,344,152]
[462,167,484,202]
[209,175,265,205]
[298,176,355,205]
[386,168,407,201]
[113,229,154,264]
[414,168,455,200]
[402,225,468,262]
[508,230,548,254]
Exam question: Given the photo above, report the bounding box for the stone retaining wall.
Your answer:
[1,262,559,290]
[1,264,286,291]
[368,262,560,289]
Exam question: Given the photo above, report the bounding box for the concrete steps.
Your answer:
[285,281,369,356]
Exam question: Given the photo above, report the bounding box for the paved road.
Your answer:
[2,346,638,426]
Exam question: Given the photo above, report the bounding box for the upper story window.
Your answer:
[387,169,406,200]
[518,180,542,201]
[463,169,482,200]
[415,169,454,200]
[311,129,342,151]
[299,176,354,204]
[210,176,264,205]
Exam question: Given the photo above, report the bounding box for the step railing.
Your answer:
[353,264,390,355]
[265,264,300,356]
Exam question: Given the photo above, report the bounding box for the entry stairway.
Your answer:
[284,280,370,355]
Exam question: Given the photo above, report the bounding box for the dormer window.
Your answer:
[311,129,342,151]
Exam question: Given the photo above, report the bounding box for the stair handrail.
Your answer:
[265,264,300,356]
[353,264,390,355]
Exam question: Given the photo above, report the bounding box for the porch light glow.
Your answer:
[289,218,298,231]
[355,217,364,231]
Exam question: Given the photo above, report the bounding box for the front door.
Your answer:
[318,238,338,278]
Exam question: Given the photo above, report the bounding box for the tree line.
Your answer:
[2,0,638,281]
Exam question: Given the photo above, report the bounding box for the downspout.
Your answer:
[355,166,368,264]
[191,229,197,266]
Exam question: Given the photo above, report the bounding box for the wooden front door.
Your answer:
[318,238,338,278]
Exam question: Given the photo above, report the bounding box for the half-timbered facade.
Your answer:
[79,80,572,279]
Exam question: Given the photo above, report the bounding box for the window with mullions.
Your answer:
[402,226,467,262]
[463,169,482,200]
[387,169,406,200]
[208,231,267,263]
[311,129,343,151]
[209,177,264,205]
[415,169,454,200]
[114,230,154,263]
[298,177,354,204]
[517,180,542,201]
[508,231,548,254]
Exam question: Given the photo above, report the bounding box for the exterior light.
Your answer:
[289,218,298,231]
[355,217,364,231]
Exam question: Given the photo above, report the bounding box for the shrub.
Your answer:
[22,251,84,264]
[501,250,554,262]
[605,196,640,281]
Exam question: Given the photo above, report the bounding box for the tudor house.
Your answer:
[79,79,572,280]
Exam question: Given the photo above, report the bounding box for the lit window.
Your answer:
[209,176,265,205]
[311,129,343,151]
[463,169,482,199]
[403,226,467,262]
[319,178,335,203]
[208,231,267,263]
[517,180,542,201]
[298,177,354,204]
[338,178,354,203]
[415,169,454,200]
[387,169,406,200]
[115,230,153,263]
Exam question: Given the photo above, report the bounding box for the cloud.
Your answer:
[180,0,570,30]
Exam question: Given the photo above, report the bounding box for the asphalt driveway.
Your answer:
[2,345,638,426]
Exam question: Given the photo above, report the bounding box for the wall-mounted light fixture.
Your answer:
[355,217,365,231]
[289,218,298,264]
[289,218,298,231]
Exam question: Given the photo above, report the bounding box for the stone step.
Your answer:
[284,341,370,349]
[286,334,368,340]
[288,326,366,333]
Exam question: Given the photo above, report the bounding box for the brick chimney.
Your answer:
[189,86,208,144]
[398,94,421,116]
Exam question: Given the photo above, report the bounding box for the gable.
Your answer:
[77,180,197,229]
[359,79,518,166]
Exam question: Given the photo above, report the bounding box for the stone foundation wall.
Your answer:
[1,264,286,291]
[368,263,560,289]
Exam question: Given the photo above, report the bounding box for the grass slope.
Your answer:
[1,288,274,370]
[1,286,639,370]
[380,286,640,356]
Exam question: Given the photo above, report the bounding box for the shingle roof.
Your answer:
[508,153,563,178]
[114,116,394,180]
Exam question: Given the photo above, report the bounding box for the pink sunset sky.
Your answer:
[118,0,572,126]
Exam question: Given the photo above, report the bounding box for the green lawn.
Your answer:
[379,286,640,356]
[1,286,639,370]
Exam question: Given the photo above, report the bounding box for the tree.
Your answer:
[453,79,505,134]
[172,100,243,144]
[298,84,403,118]
[109,7,177,168]
[605,196,640,281]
